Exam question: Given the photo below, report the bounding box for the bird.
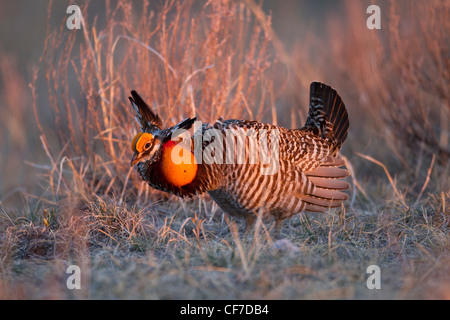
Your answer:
[129,82,350,236]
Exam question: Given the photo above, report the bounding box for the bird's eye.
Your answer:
[144,142,152,150]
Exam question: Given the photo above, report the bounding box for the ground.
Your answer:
[0,0,448,300]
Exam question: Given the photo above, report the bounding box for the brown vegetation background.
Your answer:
[0,0,449,299]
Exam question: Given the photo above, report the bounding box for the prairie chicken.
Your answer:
[130,82,349,236]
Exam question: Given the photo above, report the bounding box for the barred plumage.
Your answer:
[130,82,350,236]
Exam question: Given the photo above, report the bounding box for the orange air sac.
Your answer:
[160,140,197,187]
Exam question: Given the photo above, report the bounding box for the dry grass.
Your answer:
[322,0,449,191]
[31,0,281,205]
[0,0,449,299]
[1,192,449,299]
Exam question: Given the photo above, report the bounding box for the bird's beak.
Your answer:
[131,152,140,167]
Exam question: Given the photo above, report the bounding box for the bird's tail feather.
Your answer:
[303,82,349,151]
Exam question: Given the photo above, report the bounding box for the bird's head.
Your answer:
[130,132,163,167]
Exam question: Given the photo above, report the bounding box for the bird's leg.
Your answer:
[273,218,283,239]
[244,214,256,234]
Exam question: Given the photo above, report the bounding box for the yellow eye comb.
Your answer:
[131,132,143,152]
[132,133,153,153]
